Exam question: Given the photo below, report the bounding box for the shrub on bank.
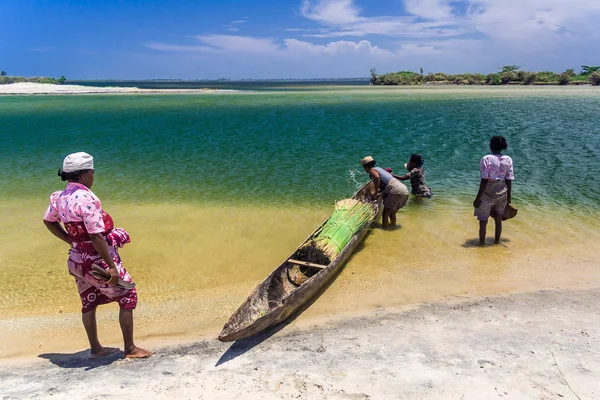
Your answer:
[558,69,576,85]
[378,70,421,85]
[485,73,502,85]
[0,75,67,85]
[525,72,537,84]
[370,65,600,86]
[501,71,518,84]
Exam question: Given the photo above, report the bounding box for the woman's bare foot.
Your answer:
[89,346,119,359]
[125,346,152,358]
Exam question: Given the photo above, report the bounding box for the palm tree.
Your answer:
[581,66,600,75]
[369,68,377,85]
[501,65,521,73]
[0,71,7,77]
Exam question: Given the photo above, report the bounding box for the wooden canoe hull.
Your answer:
[218,182,382,342]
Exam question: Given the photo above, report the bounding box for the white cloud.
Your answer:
[146,35,281,55]
[148,36,393,58]
[404,0,455,21]
[194,35,281,54]
[230,19,248,24]
[299,0,470,39]
[226,27,239,32]
[301,0,361,25]
[466,0,600,41]
[297,0,600,44]
[143,0,600,78]
[144,42,219,53]
[305,17,469,39]
[284,39,394,56]
[396,39,485,56]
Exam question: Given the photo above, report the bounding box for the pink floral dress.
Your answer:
[44,182,137,313]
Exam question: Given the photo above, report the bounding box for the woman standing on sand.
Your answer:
[473,136,515,246]
[361,156,409,226]
[43,152,151,359]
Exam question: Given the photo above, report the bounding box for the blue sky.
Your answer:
[1,0,599,79]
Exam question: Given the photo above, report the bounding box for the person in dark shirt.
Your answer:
[388,154,432,197]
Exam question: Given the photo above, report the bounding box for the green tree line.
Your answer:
[370,66,600,86]
[0,71,67,85]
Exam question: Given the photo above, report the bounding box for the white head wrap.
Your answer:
[62,152,94,173]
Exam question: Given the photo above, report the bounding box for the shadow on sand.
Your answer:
[216,240,370,367]
[379,223,403,231]
[462,238,511,248]
[38,349,123,370]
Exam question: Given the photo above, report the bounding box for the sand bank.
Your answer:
[1,288,598,399]
[2,199,600,359]
[0,82,225,95]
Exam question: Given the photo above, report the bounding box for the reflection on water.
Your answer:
[1,198,600,358]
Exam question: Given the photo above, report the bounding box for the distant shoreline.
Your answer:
[2,81,598,96]
[370,67,600,86]
[0,82,230,95]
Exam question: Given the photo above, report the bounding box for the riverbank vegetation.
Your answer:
[0,71,67,85]
[370,66,600,86]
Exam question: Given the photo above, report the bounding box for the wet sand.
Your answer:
[2,198,600,360]
[1,288,599,399]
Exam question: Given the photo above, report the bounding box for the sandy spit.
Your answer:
[0,82,228,95]
[1,288,598,399]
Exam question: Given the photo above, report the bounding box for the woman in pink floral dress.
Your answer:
[473,136,515,246]
[43,152,151,359]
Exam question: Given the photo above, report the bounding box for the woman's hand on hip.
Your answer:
[107,268,119,286]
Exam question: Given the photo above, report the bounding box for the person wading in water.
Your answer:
[473,136,515,246]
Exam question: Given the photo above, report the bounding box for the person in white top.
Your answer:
[473,136,515,245]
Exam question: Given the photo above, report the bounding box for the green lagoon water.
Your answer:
[0,88,600,211]
[1,86,600,357]
[1,86,599,211]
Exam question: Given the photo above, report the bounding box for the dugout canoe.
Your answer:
[218,181,383,342]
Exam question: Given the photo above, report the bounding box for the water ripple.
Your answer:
[0,89,599,213]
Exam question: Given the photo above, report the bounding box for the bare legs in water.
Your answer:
[478,213,503,246]
[382,208,397,227]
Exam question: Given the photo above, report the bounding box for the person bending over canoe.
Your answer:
[43,152,152,359]
[361,156,409,226]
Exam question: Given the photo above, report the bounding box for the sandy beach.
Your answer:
[0,82,223,95]
[1,288,598,399]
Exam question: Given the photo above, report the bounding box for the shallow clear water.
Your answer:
[1,86,599,211]
[1,86,600,358]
